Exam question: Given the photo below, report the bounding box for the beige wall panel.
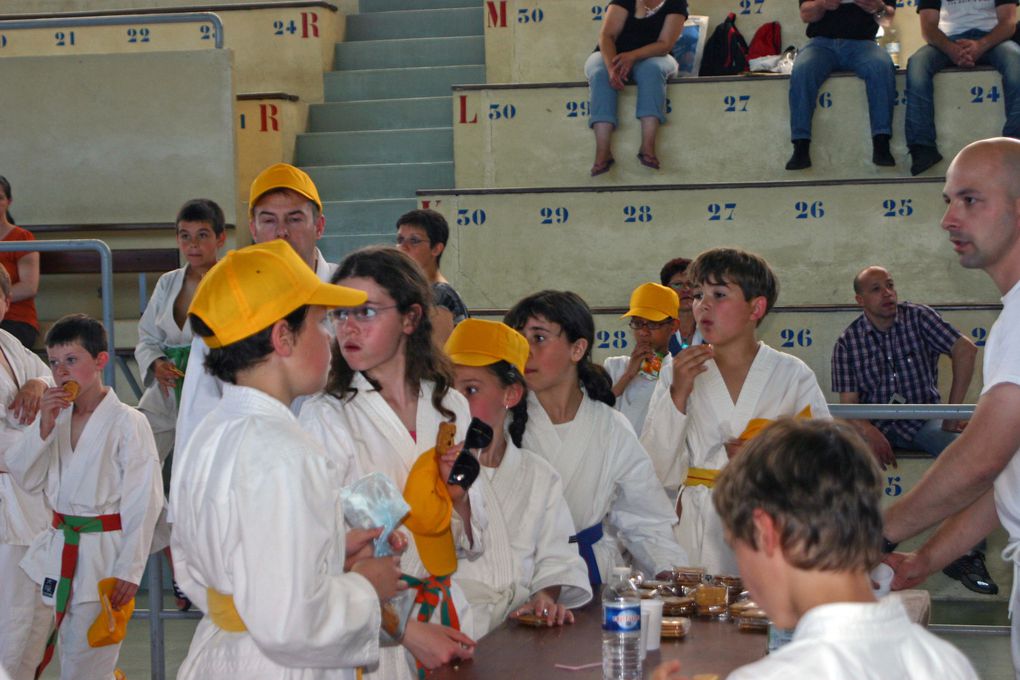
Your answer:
[1,50,236,226]
[483,0,805,85]
[235,97,307,225]
[454,69,1005,188]
[419,180,1001,311]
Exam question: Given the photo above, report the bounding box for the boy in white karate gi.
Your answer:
[603,282,679,439]
[171,240,406,680]
[654,418,977,680]
[5,314,165,680]
[641,248,829,574]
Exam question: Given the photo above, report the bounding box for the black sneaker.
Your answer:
[872,134,895,167]
[909,144,943,176]
[785,139,811,170]
[942,551,999,595]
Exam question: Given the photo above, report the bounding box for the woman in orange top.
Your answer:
[0,177,39,349]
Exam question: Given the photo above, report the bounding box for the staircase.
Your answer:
[297,0,484,262]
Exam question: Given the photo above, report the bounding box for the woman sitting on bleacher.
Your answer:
[0,176,40,349]
[584,0,687,176]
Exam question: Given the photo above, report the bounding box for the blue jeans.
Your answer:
[788,37,896,140]
[584,50,678,128]
[905,30,1020,146]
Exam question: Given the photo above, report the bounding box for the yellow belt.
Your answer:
[684,467,720,489]
[207,589,247,632]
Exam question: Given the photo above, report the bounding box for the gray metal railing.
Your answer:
[829,403,976,420]
[0,12,224,49]
[0,239,115,387]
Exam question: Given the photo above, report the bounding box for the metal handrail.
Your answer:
[0,240,115,387]
[0,12,224,49]
[829,403,975,420]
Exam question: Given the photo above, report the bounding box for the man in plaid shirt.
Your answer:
[833,265,995,594]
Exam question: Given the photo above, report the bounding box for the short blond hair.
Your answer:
[713,418,883,572]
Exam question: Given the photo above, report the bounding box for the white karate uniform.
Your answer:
[5,388,164,680]
[0,330,53,680]
[171,385,379,680]
[640,342,830,575]
[521,391,687,581]
[980,280,1020,678]
[170,250,335,521]
[603,355,658,437]
[135,266,192,461]
[727,599,977,679]
[453,442,592,637]
[298,376,486,679]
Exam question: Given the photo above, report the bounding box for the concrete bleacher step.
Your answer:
[308,161,454,201]
[417,177,1002,311]
[319,197,418,264]
[361,0,482,11]
[453,68,1006,188]
[325,64,485,101]
[345,7,484,41]
[335,36,484,70]
[296,128,453,165]
[307,96,453,132]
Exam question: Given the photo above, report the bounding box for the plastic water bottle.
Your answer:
[602,566,642,679]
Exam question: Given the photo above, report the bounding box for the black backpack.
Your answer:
[699,13,749,76]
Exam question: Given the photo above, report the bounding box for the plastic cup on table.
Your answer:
[871,563,894,598]
[641,598,664,651]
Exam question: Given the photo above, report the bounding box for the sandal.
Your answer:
[173,579,192,612]
[637,152,661,170]
[590,157,615,177]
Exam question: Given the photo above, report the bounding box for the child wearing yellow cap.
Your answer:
[298,246,477,680]
[504,291,687,587]
[169,240,405,680]
[444,319,591,636]
[603,282,680,441]
[640,248,830,576]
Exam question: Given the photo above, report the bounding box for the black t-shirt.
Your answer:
[596,0,689,54]
[801,0,894,40]
[433,282,469,325]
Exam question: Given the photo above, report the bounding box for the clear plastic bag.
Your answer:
[340,472,411,557]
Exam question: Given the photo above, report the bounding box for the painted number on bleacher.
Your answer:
[274,19,299,35]
[666,98,673,114]
[739,0,766,14]
[818,92,833,108]
[707,203,736,221]
[565,101,590,118]
[0,35,6,48]
[623,205,653,223]
[126,27,151,43]
[517,8,544,23]
[780,328,813,348]
[723,95,750,112]
[55,31,75,47]
[596,330,629,349]
[971,85,1002,103]
[591,4,610,20]
[885,476,903,497]
[200,24,214,40]
[882,199,914,217]
[539,207,569,224]
[795,201,825,219]
[457,209,487,226]
[971,327,988,347]
[488,104,517,120]
[895,0,917,8]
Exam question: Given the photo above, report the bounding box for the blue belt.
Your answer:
[569,522,604,587]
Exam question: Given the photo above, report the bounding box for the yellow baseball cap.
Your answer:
[189,240,366,348]
[403,447,457,577]
[444,319,529,375]
[621,282,679,321]
[248,163,323,216]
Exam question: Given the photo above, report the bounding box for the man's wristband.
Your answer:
[881,536,899,554]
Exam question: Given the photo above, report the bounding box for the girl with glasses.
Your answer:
[504,290,687,587]
[298,246,478,679]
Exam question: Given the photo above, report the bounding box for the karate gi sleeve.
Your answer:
[0,350,53,471]
[173,338,221,461]
[232,448,381,668]
[529,473,593,609]
[134,272,173,387]
[796,364,832,420]
[4,415,57,495]
[111,412,165,584]
[639,356,690,490]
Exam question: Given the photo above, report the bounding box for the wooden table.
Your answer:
[432,603,768,679]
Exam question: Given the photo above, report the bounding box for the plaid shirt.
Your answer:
[831,302,961,440]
